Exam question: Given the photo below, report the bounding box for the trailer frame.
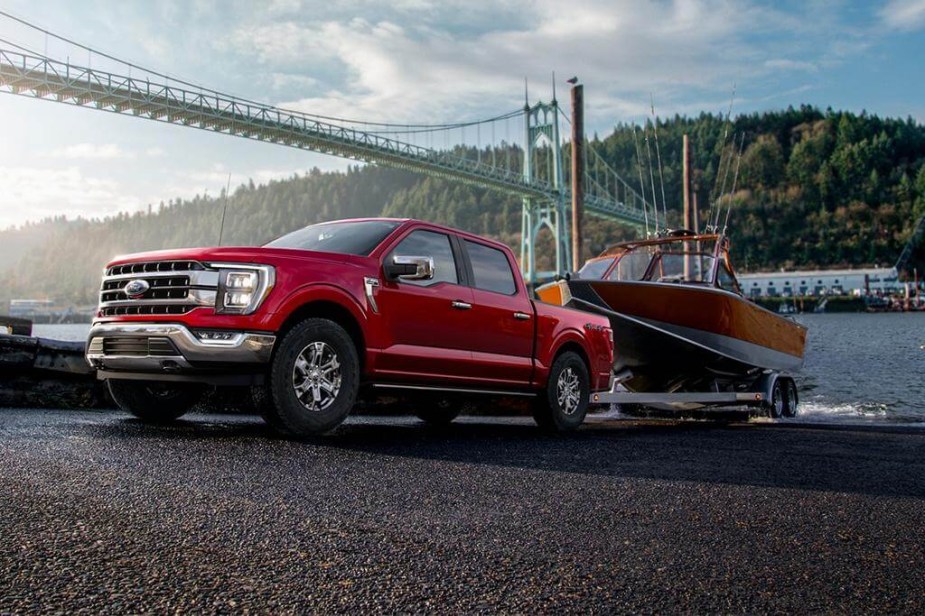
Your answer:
[591,370,799,418]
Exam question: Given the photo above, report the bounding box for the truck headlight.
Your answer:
[212,264,275,315]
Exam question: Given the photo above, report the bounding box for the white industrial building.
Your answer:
[737,267,901,298]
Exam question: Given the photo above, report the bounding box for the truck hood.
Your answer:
[106,246,370,269]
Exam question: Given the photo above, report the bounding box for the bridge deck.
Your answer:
[0,49,647,227]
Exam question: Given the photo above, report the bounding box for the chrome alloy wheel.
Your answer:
[291,341,342,411]
[556,366,581,416]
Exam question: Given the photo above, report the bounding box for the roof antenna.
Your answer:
[217,173,232,246]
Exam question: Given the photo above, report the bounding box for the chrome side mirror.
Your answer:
[385,255,435,281]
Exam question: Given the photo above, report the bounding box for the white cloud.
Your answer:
[880,0,925,30]
[226,0,838,128]
[764,59,818,73]
[48,143,133,160]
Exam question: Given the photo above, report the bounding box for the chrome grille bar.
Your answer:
[98,260,218,316]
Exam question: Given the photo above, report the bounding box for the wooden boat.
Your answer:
[537,231,807,392]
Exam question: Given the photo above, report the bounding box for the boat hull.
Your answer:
[558,279,807,390]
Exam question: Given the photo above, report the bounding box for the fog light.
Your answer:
[195,330,239,342]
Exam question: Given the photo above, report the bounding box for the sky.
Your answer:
[0,0,924,228]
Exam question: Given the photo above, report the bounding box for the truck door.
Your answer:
[459,238,535,386]
[374,228,475,384]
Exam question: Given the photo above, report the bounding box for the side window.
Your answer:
[387,230,458,286]
[464,240,517,295]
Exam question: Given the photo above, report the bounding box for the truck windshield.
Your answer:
[265,220,400,256]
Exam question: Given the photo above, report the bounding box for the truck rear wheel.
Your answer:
[532,351,590,432]
[266,318,359,437]
[107,380,204,423]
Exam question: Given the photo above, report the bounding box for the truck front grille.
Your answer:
[107,261,204,276]
[94,336,179,357]
[98,260,217,317]
[100,276,190,303]
[99,305,197,317]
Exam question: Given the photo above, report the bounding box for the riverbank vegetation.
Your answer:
[2,106,924,304]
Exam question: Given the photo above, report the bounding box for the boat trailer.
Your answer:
[591,370,799,418]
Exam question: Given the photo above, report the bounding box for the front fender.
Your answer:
[267,282,370,338]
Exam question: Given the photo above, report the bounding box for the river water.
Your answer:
[32,314,925,424]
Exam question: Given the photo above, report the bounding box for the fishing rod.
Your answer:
[632,124,651,237]
[722,132,746,234]
[708,84,737,231]
[650,94,669,228]
[714,131,738,230]
[643,120,660,233]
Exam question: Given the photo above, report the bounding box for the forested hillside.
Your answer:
[2,106,924,305]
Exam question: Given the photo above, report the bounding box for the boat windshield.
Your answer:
[647,251,716,284]
[579,236,744,290]
[608,251,655,281]
[577,258,614,280]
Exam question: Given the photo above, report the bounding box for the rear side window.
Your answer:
[465,240,517,295]
[387,230,458,286]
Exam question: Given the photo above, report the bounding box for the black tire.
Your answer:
[767,378,785,419]
[411,395,465,426]
[782,378,799,418]
[266,318,359,437]
[107,379,204,423]
[532,351,590,432]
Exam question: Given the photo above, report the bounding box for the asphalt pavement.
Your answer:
[1,408,924,613]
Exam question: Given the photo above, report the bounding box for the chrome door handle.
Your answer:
[513,312,531,320]
[451,301,472,310]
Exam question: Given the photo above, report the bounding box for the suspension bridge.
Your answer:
[0,13,652,283]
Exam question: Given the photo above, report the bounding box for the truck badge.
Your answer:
[123,279,150,298]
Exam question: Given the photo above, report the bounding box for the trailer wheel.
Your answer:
[767,378,785,419]
[533,351,590,432]
[108,380,204,423]
[782,378,799,418]
[266,318,359,437]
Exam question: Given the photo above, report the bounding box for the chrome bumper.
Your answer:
[86,322,276,372]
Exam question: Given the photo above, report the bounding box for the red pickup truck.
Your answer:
[86,218,614,435]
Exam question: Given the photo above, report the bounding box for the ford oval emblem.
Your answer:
[123,279,150,298]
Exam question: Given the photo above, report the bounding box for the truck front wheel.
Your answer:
[267,318,359,436]
[533,351,590,432]
[107,380,204,423]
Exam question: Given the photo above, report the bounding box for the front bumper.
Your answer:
[86,322,276,373]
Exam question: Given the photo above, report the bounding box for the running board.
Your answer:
[370,383,537,397]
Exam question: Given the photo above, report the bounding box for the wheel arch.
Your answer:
[276,299,367,372]
[552,339,592,377]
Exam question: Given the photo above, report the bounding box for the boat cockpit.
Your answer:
[576,232,742,295]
